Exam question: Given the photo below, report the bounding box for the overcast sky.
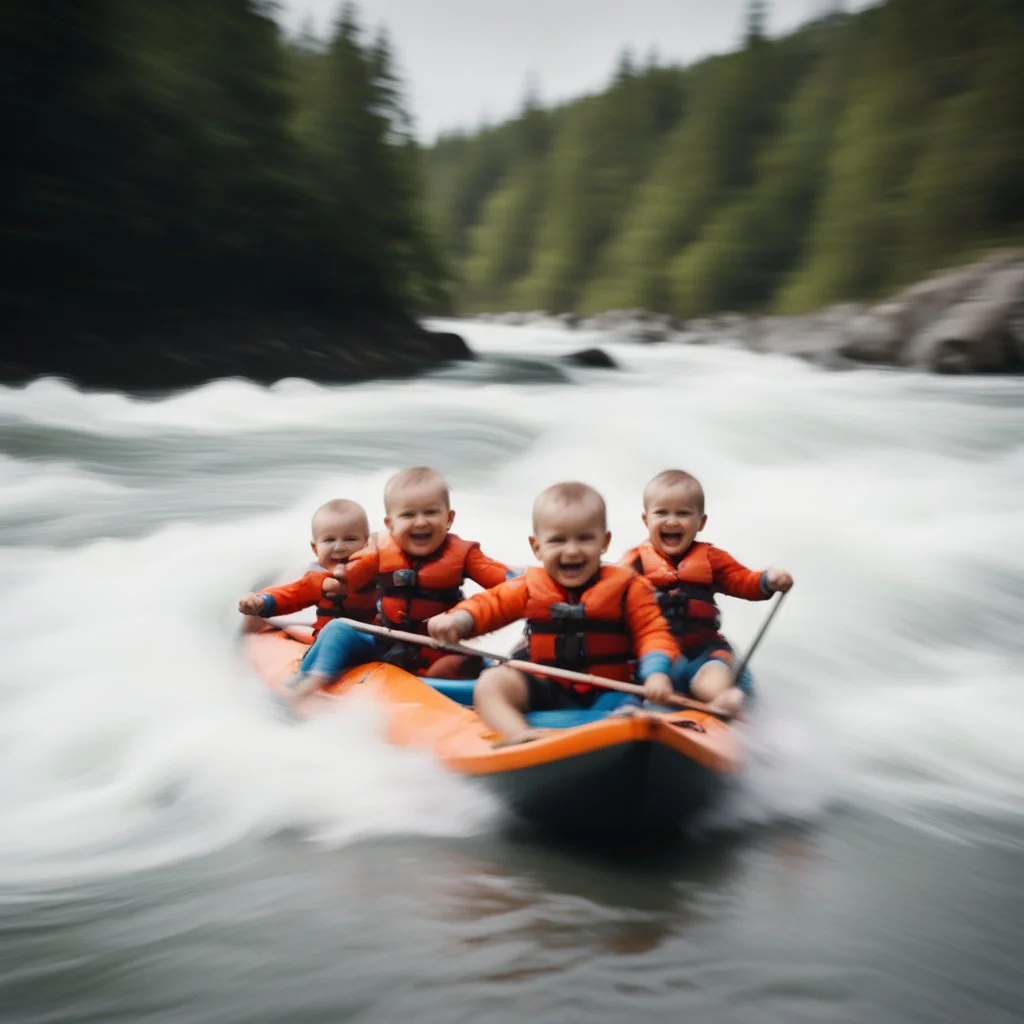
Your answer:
[276,0,867,140]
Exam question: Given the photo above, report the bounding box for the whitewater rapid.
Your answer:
[1,320,1021,889]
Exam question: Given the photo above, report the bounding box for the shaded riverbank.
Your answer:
[0,311,472,391]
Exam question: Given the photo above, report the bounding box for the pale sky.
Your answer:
[276,0,865,140]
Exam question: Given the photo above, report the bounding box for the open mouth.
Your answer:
[659,531,684,546]
[409,531,434,543]
[558,562,586,577]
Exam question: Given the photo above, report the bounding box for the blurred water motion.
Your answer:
[1,326,1023,1020]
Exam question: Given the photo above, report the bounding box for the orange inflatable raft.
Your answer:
[245,625,742,835]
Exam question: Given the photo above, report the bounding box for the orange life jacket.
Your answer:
[630,541,724,653]
[311,565,377,638]
[525,565,635,690]
[376,533,476,631]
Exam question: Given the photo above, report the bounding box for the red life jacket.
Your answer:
[376,533,476,631]
[630,541,725,653]
[312,566,376,638]
[525,565,635,691]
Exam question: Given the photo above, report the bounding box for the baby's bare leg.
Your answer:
[690,660,745,715]
[688,659,733,701]
[473,666,539,744]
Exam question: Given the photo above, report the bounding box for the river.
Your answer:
[1,320,1021,1023]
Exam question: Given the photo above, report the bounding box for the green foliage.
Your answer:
[899,1,1024,278]
[425,0,1024,316]
[667,31,854,316]
[0,0,448,328]
[461,161,547,310]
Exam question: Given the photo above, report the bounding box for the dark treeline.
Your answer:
[1,0,449,376]
[425,0,1024,317]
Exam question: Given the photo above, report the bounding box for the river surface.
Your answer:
[1,320,1021,1023]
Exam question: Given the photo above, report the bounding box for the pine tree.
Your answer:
[746,0,767,47]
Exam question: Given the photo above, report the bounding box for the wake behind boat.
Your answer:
[245,625,742,835]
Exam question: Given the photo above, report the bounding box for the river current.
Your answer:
[1,320,1021,1023]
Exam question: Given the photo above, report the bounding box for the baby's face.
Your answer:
[530,503,610,589]
[311,510,369,569]
[642,482,706,559]
[385,481,454,557]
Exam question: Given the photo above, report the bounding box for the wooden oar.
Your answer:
[330,617,733,720]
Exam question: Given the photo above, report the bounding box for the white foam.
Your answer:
[1,324,1022,883]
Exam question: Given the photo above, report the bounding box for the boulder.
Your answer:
[744,308,858,368]
[562,347,619,369]
[840,250,1024,368]
[425,331,475,361]
[904,260,1024,373]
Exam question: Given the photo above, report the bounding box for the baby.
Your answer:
[621,469,793,715]
[238,498,375,636]
[429,482,678,745]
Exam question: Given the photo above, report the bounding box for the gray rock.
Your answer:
[561,347,619,369]
[426,331,476,361]
[475,251,1024,375]
[904,261,1024,373]
[745,312,853,368]
[840,309,903,364]
[575,308,680,340]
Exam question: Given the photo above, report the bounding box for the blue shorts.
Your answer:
[670,645,754,696]
[300,621,377,677]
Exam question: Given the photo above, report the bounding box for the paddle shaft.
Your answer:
[332,617,730,719]
[731,591,788,684]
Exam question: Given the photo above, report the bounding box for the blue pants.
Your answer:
[670,646,754,696]
[300,620,378,679]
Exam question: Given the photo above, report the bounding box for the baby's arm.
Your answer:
[238,571,323,617]
[428,576,529,642]
[709,547,788,600]
[465,545,514,589]
[624,576,680,703]
[332,545,380,591]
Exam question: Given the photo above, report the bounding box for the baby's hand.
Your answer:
[332,564,348,580]
[642,672,675,705]
[238,593,265,615]
[766,567,794,593]
[428,611,473,644]
[322,576,346,598]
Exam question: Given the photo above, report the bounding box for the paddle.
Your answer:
[731,591,788,686]
[328,616,734,721]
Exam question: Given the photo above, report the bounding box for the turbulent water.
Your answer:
[1,320,1021,1023]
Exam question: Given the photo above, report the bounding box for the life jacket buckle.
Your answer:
[392,568,418,588]
[556,634,587,666]
[550,602,585,620]
[659,586,689,619]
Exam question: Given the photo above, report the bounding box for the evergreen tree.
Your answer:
[746,0,768,46]
[424,0,1024,318]
[0,0,449,333]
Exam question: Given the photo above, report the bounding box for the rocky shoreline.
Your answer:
[475,251,1024,374]
[0,311,474,392]
[4,252,1020,389]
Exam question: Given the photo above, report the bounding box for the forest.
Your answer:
[425,0,1024,317]
[3,0,1022,375]
[1,0,446,356]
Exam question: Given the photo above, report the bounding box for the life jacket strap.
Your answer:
[527,619,628,635]
[377,568,464,607]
